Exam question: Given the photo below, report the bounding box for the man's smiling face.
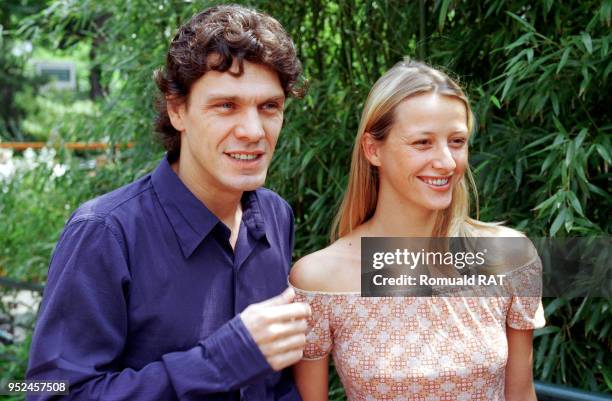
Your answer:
[168,59,285,196]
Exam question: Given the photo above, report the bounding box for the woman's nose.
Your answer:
[431,145,457,171]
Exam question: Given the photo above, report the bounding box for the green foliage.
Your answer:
[0,149,153,399]
[19,93,98,142]
[0,334,31,401]
[2,0,610,396]
[535,297,611,391]
[0,0,50,140]
[18,41,101,142]
[0,149,147,282]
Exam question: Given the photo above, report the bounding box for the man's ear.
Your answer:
[166,97,186,133]
[362,132,382,166]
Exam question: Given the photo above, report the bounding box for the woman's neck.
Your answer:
[361,189,438,238]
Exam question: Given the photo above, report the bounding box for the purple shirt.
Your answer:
[26,157,301,401]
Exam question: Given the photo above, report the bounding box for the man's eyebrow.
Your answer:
[205,94,286,103]
[205,95,239,103]
[262,95,286,103]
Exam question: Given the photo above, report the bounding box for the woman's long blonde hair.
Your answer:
[331,58,497,240]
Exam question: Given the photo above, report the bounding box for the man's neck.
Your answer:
[170,159,242,239]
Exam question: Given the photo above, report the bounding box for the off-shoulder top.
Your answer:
[292,258,545,401]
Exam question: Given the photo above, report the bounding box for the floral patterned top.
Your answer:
[292,259,545,401]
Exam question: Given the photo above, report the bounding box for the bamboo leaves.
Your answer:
[8,0,611,394]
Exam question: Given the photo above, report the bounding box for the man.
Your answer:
[26,5,310,400]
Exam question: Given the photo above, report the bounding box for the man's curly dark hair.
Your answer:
[153,4,306,162]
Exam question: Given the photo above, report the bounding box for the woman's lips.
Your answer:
[417,176,452,191]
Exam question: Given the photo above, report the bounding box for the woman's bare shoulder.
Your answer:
[471,223,525,238]
[289,238,361,292]
[470,224,537,266]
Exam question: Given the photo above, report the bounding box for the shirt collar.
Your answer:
[152,156,269,258]
[241,189,268,242]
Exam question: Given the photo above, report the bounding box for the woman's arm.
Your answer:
[293,355,329,401]
[505,326,537,401]
[290,252,337,401]
[293,356,329,401]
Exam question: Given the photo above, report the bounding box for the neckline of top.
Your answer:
[288,280,360,295]
[287,255,541,296]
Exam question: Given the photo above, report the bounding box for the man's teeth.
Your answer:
[423,177,449,186]
[228,153,258,160]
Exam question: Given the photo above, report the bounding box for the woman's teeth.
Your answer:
[228,153,258,160]
[422,177,449,186]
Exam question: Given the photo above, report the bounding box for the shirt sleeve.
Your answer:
[26,216,271,401]
[506,258,546,330]
[294,291,333,360]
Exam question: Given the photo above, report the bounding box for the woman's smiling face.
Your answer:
[364,92,469,213]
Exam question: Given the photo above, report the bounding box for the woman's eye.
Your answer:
[413,139,429,146]
[451,138,467,146]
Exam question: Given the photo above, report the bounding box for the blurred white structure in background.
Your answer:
[34,60,77,91]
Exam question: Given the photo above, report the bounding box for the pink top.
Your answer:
[293,260,545,401]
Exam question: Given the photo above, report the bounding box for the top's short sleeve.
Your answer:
[506,257,546,329]
[507,296,546,329]
[294,290,333,360]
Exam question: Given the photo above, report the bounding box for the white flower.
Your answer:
[52,164,67,178]
[23,148,36,164]
[0,158,16,182]
[0,148,14,162]
[39,147,56,165]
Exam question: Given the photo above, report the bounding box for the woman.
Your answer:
[289,58,544,401]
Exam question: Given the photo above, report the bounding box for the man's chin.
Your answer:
[225,175,267,193]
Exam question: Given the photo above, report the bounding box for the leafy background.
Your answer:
[0,0,610,398]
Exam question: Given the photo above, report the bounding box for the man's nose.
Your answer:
[235,108,265,141]
[431,145,457,171]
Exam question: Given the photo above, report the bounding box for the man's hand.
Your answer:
[241,288,311,371]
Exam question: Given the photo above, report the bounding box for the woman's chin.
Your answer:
[417,196,453,212]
